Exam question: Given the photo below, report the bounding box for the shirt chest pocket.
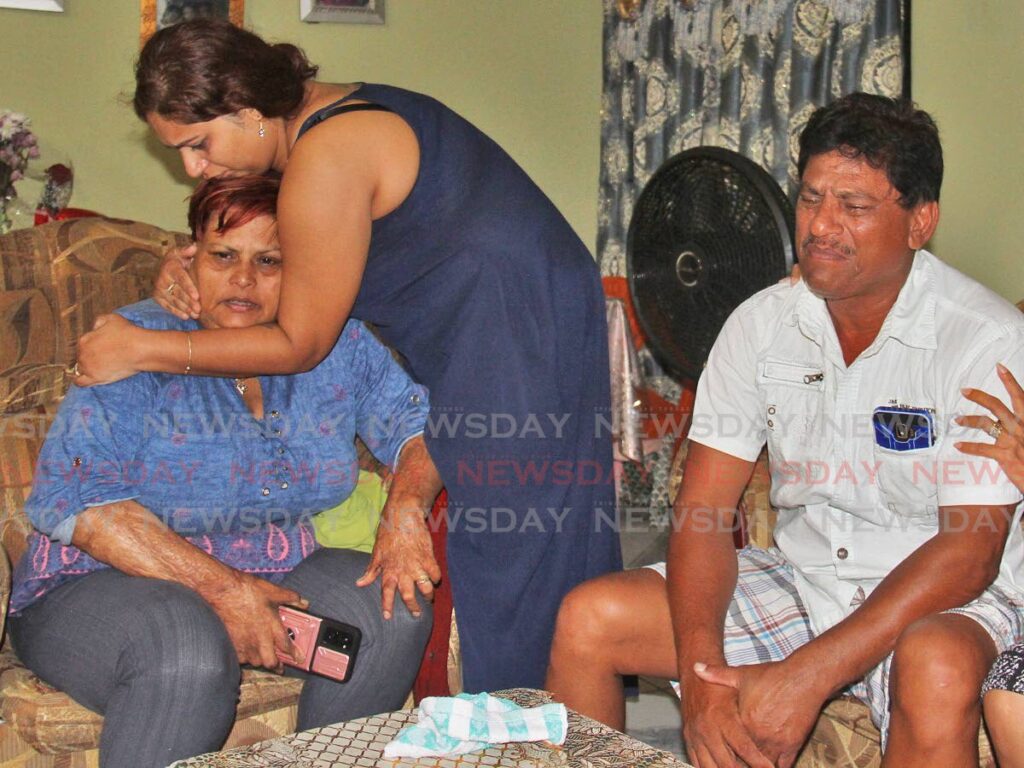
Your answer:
[758,359,826,462]
[872,442,940,519]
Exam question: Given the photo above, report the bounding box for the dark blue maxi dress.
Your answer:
[295,84,622,691]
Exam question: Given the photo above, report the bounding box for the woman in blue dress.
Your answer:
[76,20,621,691]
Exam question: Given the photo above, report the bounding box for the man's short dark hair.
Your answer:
[797,92,943,208]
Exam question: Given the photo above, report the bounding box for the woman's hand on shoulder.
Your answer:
[205,571,308,672]
[153,242,201,320]
[956,364,1024,493]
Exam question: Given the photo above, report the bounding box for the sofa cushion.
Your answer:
[0,644,303,755]
[0,217,183,415]
[795,698,883,767]
[796,697,993,767]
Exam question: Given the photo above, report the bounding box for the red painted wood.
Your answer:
[34,207,100,225]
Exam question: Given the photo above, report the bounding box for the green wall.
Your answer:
[913,0,1024,299]
[0,0,603,248]
[1,1,1021,295]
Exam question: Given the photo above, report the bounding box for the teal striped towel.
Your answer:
[383,692,568,758]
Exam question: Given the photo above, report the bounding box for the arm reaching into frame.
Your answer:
[955,363,1024,493]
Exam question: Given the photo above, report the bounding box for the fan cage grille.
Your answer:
[627,147,794,381]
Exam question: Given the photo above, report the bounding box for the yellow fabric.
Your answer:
[311,470,386,552]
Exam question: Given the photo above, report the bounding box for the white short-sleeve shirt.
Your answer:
[689,250,1024,635]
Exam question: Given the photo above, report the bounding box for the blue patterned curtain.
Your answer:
[600,0,908,522]
[598,0,908,278]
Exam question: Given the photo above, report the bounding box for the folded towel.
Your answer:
[383,692,568,758]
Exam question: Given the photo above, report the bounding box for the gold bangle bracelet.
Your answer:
[184,332,193,374]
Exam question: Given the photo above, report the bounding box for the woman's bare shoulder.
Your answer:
[284,89,419,219]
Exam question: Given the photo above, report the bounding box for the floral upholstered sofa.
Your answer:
[668,442,995,768]
[0,218,306,766]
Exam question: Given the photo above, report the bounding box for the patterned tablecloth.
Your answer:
[171,688,692,767]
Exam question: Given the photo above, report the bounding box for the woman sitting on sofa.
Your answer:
[8,174,440,768]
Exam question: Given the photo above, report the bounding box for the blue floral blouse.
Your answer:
[11,300,429,614]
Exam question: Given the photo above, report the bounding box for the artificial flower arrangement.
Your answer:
[0,110,76,233]
[0,110,41,233]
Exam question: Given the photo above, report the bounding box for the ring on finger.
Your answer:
[69,362,81,377]
[414,573,432,585]
[165,281,177,296]
[988,420,1005,439]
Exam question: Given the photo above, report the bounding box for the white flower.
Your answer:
[0,110,33,142]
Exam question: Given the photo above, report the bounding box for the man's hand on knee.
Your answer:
[694,659,826,767]
[682,683,773,768]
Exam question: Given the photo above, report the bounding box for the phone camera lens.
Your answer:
[323,628,351,649]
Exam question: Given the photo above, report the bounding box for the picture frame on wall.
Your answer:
[300,0,385,25]
[0,0,64,11]
[140,0,244,46]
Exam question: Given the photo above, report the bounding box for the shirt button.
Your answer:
[280,481,289,490]
[277,447,286,456]
[270,410,280,419]
[836,547,849,560]
[272,429,282,436]
[410,394,421,405]
[261,487,270,497]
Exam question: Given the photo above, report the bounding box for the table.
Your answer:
[172,688,693,767]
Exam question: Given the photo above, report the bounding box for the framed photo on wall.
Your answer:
[140,0,244,46]
[0,0,64,10]
[300,0,385,25]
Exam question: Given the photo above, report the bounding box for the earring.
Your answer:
[258,120,266,139]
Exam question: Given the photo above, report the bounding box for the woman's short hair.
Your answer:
[187,174,281,240]
[134,20,318,123]
[797,92,943,207]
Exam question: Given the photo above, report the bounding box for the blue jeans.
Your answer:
[9,548,431,768]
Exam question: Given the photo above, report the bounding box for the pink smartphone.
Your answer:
[277,606,362,683]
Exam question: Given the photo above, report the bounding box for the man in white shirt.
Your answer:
[546,93,1024,768]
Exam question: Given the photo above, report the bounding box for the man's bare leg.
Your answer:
[545,568,678,730]
[883,614,996,768]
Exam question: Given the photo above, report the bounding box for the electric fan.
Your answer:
[627,146,796,381]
